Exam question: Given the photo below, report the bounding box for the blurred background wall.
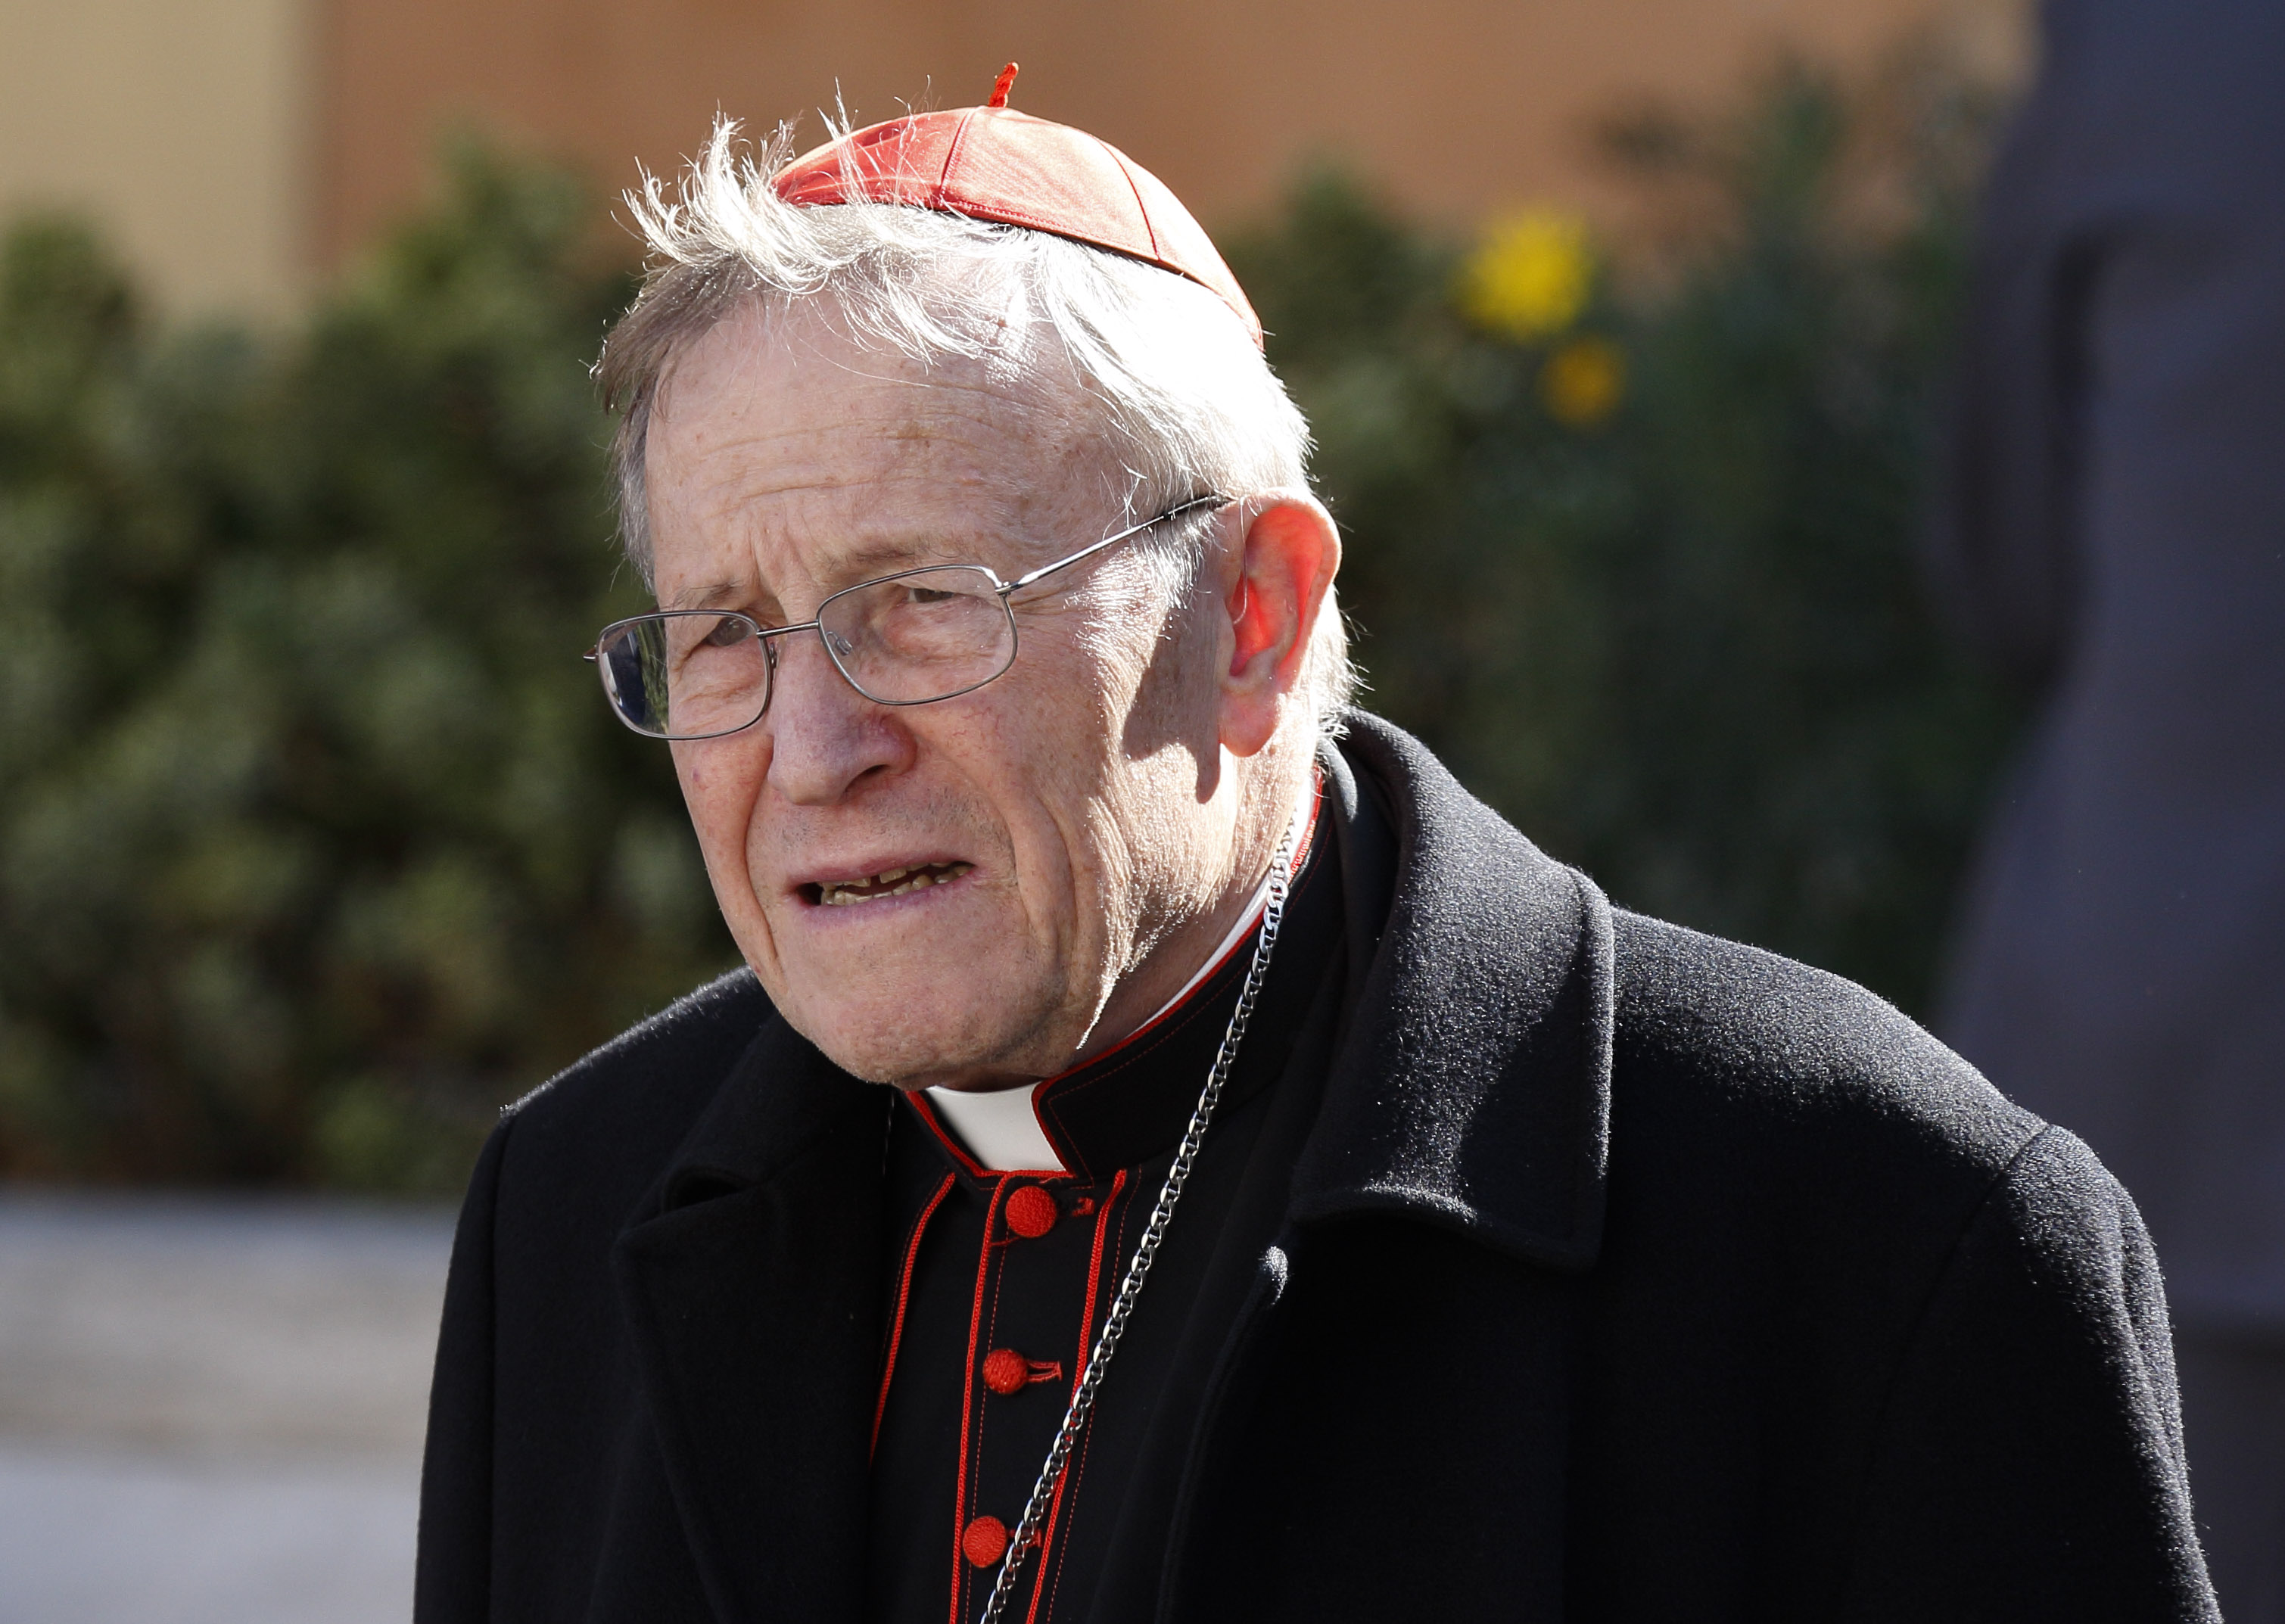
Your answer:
[1,0,2028,317]
[0,0,312,316]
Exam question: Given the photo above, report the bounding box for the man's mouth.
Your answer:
[808,861,975,907]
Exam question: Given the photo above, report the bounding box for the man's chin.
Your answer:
[773,979,1063,1090]
[808,1032,1043,1093]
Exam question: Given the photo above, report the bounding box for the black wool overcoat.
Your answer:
[416,714,2216,1622]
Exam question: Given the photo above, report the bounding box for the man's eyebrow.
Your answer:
[658,535,995,614]
[831,534,964,577]
[662,579,751,612]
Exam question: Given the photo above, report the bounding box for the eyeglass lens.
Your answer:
[820,566,1015,705]
[596,566,1019,739]
[597,612,769,739]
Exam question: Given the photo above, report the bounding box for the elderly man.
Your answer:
[416,75,2215,1624]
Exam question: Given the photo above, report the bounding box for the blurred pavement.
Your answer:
[0,1191,454,1624]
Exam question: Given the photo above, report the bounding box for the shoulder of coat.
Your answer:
[1605,907,2041,1176]
[503,966,772,1123]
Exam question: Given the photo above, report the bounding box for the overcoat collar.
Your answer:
[1293,713,1614,1271]
[612,1014,889,1624]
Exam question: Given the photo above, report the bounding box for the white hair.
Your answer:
[594,117,1356,731]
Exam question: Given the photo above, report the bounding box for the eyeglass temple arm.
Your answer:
[1003,495,1231,596]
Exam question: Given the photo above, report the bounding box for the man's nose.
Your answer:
[761,630,914,804]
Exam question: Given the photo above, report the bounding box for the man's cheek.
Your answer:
[668,778,764,943]
[676,753,749,851]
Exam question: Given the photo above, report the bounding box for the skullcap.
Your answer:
[770,64,1263,348]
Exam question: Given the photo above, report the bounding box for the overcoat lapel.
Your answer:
[1293,713,1614,1267]
[613,1014,891,1624]
[1158,719,1614,1619]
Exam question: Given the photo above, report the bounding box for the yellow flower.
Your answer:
[1540,336,1626,428]
[1460,210,1595,341]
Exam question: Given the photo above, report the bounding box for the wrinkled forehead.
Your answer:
[644,300,1110,596]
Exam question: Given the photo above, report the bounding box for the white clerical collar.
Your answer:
[925,782,1318,1173]
[921,1079,1065,1174]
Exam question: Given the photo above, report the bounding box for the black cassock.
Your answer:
[867,791,1346,1624]
[416,715,2215,1623]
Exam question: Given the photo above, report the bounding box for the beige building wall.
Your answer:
[0,0,2029,313]
[317,0,2031,268]
[0,0,311,316]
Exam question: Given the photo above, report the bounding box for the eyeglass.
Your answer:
[585,495,1231,741]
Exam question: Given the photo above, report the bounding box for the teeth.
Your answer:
[817,862,972,907]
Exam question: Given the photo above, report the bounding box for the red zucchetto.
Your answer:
[770,63,1263,348]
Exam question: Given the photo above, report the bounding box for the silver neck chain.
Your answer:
[975,821,1300,1624]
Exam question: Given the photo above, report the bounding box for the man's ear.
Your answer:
[1217,496,1342,758]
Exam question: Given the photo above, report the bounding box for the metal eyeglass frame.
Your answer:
[584,493,1232,740]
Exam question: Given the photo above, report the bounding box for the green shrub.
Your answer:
[0,147,737,1190]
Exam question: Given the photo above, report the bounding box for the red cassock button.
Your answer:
[982,1348,1029,1395]
[963,1514,1010,1568]
[1004,1184,1057,1239]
